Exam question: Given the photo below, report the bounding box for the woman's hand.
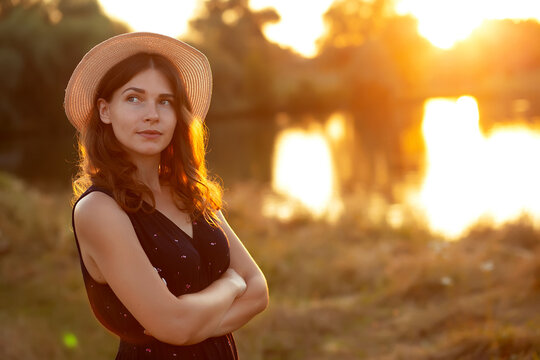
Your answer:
[143,268,246,338]
[221,268,247,297]
[208,210,268,337]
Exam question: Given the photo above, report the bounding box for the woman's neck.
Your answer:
[131,155,162,193]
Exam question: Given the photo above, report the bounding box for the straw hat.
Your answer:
[64,32,212,132]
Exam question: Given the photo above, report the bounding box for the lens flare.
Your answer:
[62,332,79,349]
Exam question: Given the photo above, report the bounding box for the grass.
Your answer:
[1,172,540,359]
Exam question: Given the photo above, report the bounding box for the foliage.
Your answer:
[188,0,289,116]
[3,0,540,133]
[314,0,434,107]
[0,0,127,134]
[318,0,395,50]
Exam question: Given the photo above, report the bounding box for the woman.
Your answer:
[65,32,268,359]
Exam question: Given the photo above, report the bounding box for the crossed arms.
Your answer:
[74,191,269,346]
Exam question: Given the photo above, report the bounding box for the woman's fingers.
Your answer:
[223,268,247,295]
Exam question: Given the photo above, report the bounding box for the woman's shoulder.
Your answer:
[73,187,128,231]
[75,188,116,211]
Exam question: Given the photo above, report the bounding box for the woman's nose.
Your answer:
[144,103,159,122]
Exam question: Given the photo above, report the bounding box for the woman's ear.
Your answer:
[97,98,111,124]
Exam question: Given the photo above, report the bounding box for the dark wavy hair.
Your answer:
[72,52,222,224]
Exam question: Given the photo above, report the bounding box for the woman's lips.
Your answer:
[137,130,162,139]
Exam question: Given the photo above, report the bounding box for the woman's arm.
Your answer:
[162,267,247,344]
[208,210,269,336]
[74,192,246,346]
[210,271,268,336]
[149,210,268,342]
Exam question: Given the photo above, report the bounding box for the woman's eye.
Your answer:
[127,96,140,103]
[161,99,173,106]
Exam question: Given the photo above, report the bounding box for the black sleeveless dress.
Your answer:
[71,185,238,359]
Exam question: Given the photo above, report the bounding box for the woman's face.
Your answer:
[97,67,177,161]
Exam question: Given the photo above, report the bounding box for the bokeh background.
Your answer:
[2,0,540,358]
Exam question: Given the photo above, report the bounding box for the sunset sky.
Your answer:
[97,0,540,56]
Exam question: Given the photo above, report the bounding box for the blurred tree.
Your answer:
[312,0,434,192]
[188,0,296,116]
[314,0,401,115]
[379,15,434,95]
[318,0,394,51]
[0,0,127,134]
[315,0,433,100]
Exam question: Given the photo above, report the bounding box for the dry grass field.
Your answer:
[1,172,539,359]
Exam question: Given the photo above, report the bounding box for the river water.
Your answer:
[2,95,539,209]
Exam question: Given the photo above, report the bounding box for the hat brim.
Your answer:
[64,32,212,132]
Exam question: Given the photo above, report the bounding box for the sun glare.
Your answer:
[97,0,540,54]
[250,0,335,57]
[409,96,540,238]
[97,0,198,38]
[271,127,334,215]
[263,122,343,221]
[396,0,483,49]
[396,0,540,49]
